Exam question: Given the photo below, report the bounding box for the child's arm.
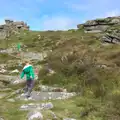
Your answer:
[30,66,35,79]
[20,70,25,79]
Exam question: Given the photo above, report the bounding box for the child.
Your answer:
[17,43,21,52]
[20,59,35,98]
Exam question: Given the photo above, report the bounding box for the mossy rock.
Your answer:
[95,18,111,23]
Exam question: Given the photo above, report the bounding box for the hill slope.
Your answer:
[0,17,120,120]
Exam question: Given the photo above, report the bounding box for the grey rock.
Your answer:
[7,98,15,102]
[0,49,7,53]
[63,118,76,120]
[10,69,19,74]
[11,78,25,85]
[101,33,120,44]
[23,52,47,61]
[27,110,43,120]
[0,69,7,73]
[0,117,4,120]
[41,102,53,110]
[50,111,57,119]
[77,16,120,32]
[110,18,120,24]
[20,102,54,111]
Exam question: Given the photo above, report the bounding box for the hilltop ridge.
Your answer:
[77,16,120,32]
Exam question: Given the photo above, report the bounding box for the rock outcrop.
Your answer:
[0,19,29,39]
[77,16,120,32]
[101,25,120,44]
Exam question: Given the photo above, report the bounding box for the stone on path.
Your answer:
[49,111,57,119]
[11,77,26,85]
[63,118,76,120]
[0,69,7,73]
[23,52,47,61]
[27,110,43,120]
[0,117,4,120]
[10,69,19,74]
[7,98,15,102]
[20,102,54,111]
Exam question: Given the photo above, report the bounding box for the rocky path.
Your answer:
[0,49,77,120]
[17,90,76,120]
[0,85,77,120]
[16,91,76,101]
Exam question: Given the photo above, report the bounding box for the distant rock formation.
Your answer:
[0,19,29,39]
[77,16,120,33]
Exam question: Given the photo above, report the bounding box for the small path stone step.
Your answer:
[16,91,76,101]
[20,102,54,111]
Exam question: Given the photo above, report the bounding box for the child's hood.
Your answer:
[23,65,32,70]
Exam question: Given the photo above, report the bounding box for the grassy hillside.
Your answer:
[0,28,120,119]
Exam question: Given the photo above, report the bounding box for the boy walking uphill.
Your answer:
[17,43,21,56]
[17,43,21,52]
[20,60,35,98]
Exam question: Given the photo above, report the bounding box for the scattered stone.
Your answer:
[0,69,7,73]
[47,69,56,76]
[96,64,108,69]
[12,79,24,84]
[38,34,41,39]
[0,50,7,53]
[50,111,57,119]
[10,69,19,74]
[41,102,54,110]
[20,102,54,111]
[27,110,43,120]
[7,98,15,102]
[11,77,25,85]
[34,75,38,80]
[23,52,47,61]
[63,118,76,120]
[15,89,23,94]
[0,117,4,120]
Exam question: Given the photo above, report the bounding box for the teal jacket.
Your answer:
[20,65,35,80]
[17,43,21,51]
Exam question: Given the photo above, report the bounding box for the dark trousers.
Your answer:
[23,79,34,97]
